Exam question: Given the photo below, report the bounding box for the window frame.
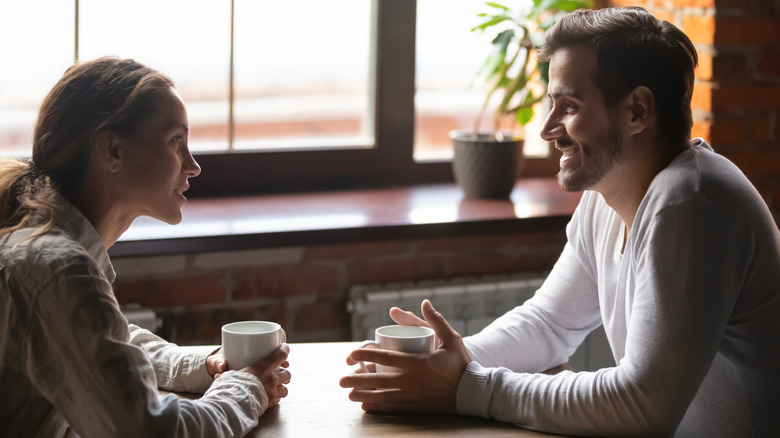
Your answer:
[190,0,558,198]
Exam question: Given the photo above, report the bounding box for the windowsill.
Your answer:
[108,178,582,258]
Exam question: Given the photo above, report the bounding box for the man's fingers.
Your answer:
[340,372,404,390]
[347,348,417,370]
[420,299,459,346]
[389,307,429,327]
[347,389,426,413]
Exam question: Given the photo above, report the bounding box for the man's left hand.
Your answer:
[339,299,472,414]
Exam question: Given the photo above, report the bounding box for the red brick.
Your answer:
[668,0,714,6]
[347,257,446,285]
[713,0,750,11]
[449,252,555,278]
[691,82,712,112]
[683,15,715,45]
[695,52,713,81]
[292,300,350,332]
[709,117,745,147]
[712,54,747,82]
[758,50,780,78]
[113,280,149,305]
[416,234,511,253]
[712,84,780,111]
[725,151,780,178]
[773,182,780,210]
[305,241,411,261]
[114,275,227,307]
[759,0,777,14]
[751,116,772,144]
[234,265,341,300]
[507,231,556,249]
[609,0,640,7]
[715,17,780,45]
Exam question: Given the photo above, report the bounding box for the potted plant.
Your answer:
[451,0,591,199]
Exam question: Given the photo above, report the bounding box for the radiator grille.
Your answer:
[347,273,546,342]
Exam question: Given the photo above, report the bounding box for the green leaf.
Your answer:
[516,106,534,125]
[539,0,589,11]
[485,2,510,11]
[491,28,514,48]
[470,14,511,32]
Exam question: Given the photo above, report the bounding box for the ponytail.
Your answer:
[0,158,59,240]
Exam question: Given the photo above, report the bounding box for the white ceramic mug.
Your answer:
[221,321,285,370]
[359,325,435,373]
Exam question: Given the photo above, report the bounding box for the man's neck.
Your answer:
[596,140,687,233]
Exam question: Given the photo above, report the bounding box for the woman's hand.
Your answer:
[339,300,471,414]
[211,344,292,408]
[206,348,226,378]
[240,344,292,408]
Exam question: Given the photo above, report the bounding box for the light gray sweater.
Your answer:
[458,139,780,437]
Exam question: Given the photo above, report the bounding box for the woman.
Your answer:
[0,57,290,437]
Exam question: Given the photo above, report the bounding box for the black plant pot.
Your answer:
[450,129,524,199]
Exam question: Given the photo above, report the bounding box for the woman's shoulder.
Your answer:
[0,227,99,289]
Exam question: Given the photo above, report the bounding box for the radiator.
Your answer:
[347,273,547,342]
[347,272,615,372]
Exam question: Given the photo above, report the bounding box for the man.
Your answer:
[340,7,780,437]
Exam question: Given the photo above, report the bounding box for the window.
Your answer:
[0,0,555,198]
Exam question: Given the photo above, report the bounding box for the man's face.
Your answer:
[540,45,624,193]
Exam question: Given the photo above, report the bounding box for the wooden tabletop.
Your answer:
[239,341,564,437]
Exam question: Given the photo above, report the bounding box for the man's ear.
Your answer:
[93,130,122,173]
[625,86,655,136]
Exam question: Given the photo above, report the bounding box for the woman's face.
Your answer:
[116,88,201,224]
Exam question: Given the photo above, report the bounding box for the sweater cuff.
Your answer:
[456,361,493,419]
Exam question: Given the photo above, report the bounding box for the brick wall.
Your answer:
[611,0,780,221]
[113,230,567,345]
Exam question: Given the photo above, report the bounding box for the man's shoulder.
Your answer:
[652,141,755,206]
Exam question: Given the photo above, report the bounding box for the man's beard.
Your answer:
[557,128,623,192]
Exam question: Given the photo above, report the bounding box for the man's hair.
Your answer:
[539,7,698,149]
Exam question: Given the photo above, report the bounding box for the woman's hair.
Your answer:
[538,7,698,149]
[0,57,174,240]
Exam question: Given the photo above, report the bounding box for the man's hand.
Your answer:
[339,300,472,414]
[389,305,443,348]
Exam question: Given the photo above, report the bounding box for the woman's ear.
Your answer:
[626,86,655,136]
[93,130,122,173]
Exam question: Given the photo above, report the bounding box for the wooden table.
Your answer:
[235,342,564,437]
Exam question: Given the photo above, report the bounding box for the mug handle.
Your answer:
[358,340,379,373]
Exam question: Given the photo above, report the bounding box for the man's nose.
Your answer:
[539,111,563,143]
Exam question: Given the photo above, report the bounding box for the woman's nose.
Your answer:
[184,151,201,178]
